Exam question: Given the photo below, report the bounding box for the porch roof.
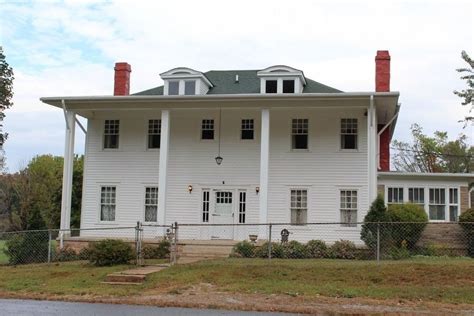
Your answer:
[40,91,400,125]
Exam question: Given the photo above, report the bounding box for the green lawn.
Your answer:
[0,258,473,304]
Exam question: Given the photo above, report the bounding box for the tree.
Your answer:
[392,124,473,173]
[0,154,84,231]
[454,51,474,122]
[0,47,14,171]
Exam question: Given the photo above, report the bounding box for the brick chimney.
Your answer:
[114,62,131,96]
[376,50,391,171]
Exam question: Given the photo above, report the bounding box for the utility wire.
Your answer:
[390,146,473,159]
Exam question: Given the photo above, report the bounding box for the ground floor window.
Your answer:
[449,188,459,221]
[387,187,403,205]
[239,191,246,223]
[290,189,307,224]
[429,188,446,220]
[202,190,210,222]
[408,187,424,207]
[340,190,357,227]
[144,187,158,222]
[100,186,116,221]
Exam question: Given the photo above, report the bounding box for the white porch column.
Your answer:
[158,110,170,233]
[60,110,75,240]
[259,108,270,240]
[368,95,377,202]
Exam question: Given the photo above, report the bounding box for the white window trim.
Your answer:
[290,118,310,152]
[339,188,359,228]
[240,118,255,141]
[98,185,118,224]
[448,187,460,222]
[200,118,216,142]
[339,118,359,152]
[102,119,121,151]
[143,186,159,223]
[145,118,161,151]
[288,187,310,225]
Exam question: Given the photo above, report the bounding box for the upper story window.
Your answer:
[148,119,161,149]
[265,80,277,93]
[104,120,119,149]
[184,81,196,95]
[160,67,213,96]
[241,119,254,140]
[283,80,295,93]
[201,119,214,140]
[341,118,358,150]
[292,118,308,149]
[168,81,179,95]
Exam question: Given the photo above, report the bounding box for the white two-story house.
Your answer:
[41,50,473,244]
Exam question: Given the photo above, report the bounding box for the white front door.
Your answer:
[211,190,234,239]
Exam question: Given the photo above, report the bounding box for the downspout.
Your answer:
[377,107,399,170]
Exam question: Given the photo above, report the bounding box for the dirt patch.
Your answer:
[0,287,473,315]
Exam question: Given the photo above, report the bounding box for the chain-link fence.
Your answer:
[1,221,473,266]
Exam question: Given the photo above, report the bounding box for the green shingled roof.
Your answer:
[133,70,341,96]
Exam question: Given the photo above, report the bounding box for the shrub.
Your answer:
[88,239,134,266]
[388,240,411,260]
[254,242,286,258]
[387,203,428,249]
[329,240,357,259]
[78,246,91,260]
[459,208,474,257]
[232,241,256,258]
[54,247,79,262]
[361,195,391,250]
[143,240,171,259]
[4,232,49,265]
[306,240,328,258]
[284,240,308,259]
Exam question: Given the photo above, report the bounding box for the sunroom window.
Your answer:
[429,188,446,220]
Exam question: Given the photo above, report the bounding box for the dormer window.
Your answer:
[257,65,306,94]
[184,81,196,95]
[160,67,213,96]
[283,80,295,93]
[265,80,277,93]
[168,81,179,95]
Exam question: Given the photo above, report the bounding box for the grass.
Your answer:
[0,257,472,304]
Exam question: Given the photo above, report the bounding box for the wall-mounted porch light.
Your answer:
[256,186,260,194]
[188,185,193,193]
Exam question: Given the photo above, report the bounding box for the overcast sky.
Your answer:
[1,0,473,172]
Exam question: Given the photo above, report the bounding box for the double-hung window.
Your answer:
[408,188,424,207]
[144,187,158,222]
[104,120,119,149]
[241,119,254,140]
[387,187,403,205]
[449,188,459,221]
[100,186,116,221]
[201,119,214,140]
[340,190,358,227]
[148,119,161,149]
[290,189,307,224]
[429,188,446,220]
[341,118,358,150]
[291,119,308,150]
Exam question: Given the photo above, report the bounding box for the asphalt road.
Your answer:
[0,299,298,315]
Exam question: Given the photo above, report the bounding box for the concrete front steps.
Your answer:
[103,264,169,285]
[177,240,236,264]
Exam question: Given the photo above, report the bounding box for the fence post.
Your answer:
[173,222,178,265]
[376,222,380,263]
[268,224,272,260]
[48,230,52,263]
[135,221,143,266]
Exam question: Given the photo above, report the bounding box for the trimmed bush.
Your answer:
[387,203,428,249]
[232,241,256,258]
[143,240,171,259]
[459,208,474,257]
[388,240,411,260]
[284,240,308,259]
[54,246,79,262]
[306,240,328,258]
[254,242,286,258]
[4,232,49,265]
[88,239,134,266]
[361,195,391,250]
[329,240,357,259]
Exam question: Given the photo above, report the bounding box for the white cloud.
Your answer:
[1,0,473,171]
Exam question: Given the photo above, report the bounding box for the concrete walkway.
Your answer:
[104,264,169,284]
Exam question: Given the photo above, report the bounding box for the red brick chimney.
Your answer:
[114,62,131,96]
[376,51,391,171]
